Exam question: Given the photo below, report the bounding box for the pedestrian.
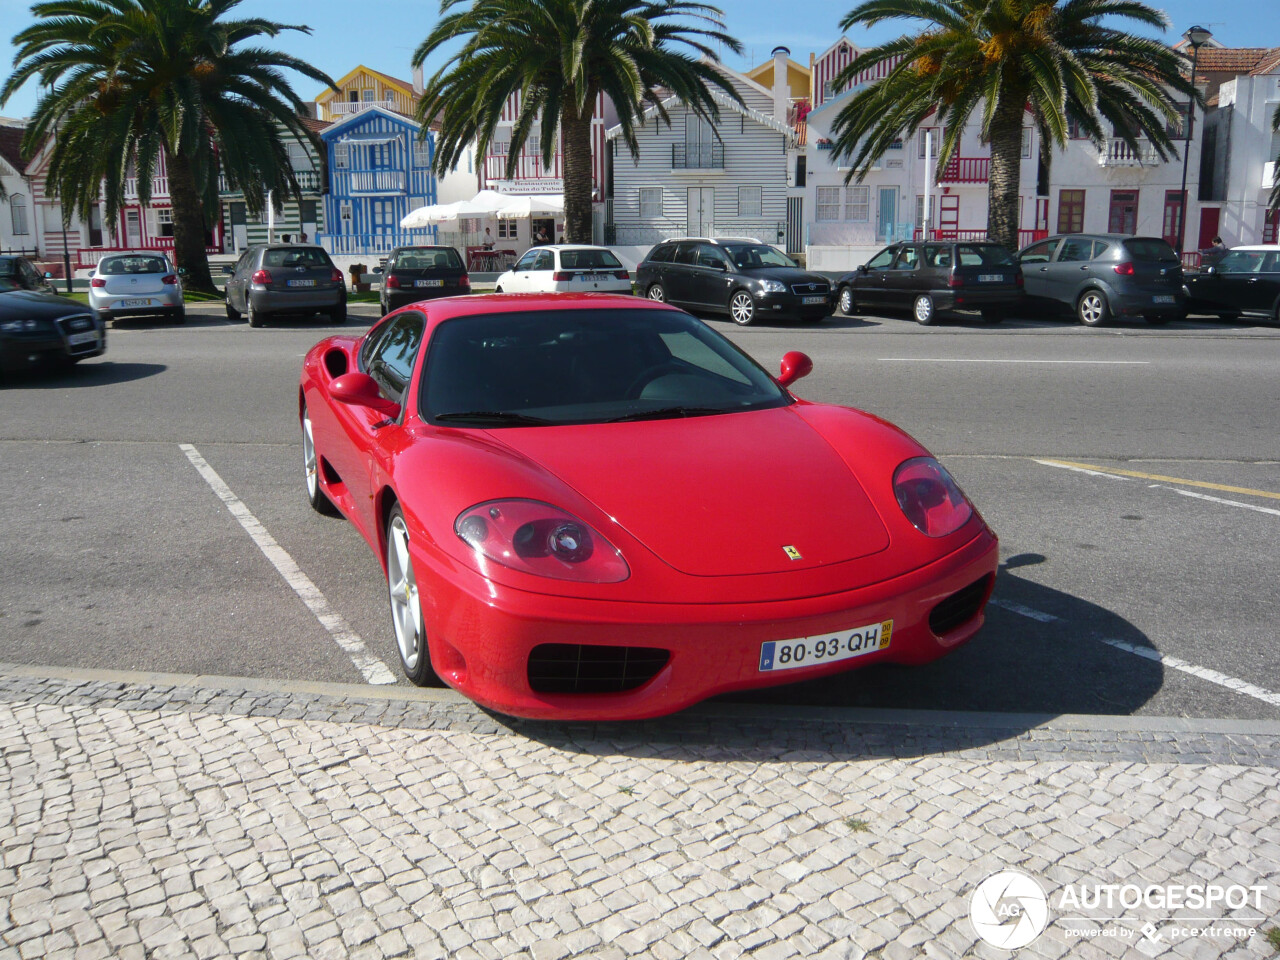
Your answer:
[482,227,495,250]
[1203,235,1229,267]
[535,226,550,245]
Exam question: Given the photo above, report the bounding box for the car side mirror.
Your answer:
[373,266,383,274]
[222,265,236,274]
[857,264,869,274]
[329,373,401,419]
[777,350,813,387]
[43,271,53,279]
[1205,265,1217,276]
[177,267,186,276]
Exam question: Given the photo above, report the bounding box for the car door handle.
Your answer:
[1079,265,1088,271]
[1039,267,1048,272]
[1247,277,1259,283]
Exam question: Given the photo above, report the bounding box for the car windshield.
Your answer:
[421,308,791,426]
[100,256,168,275]
[1125,239,1179,263]
[721,244,797,270]
[559,249,622,270]
[263,248,331,268]
[392,248,463,271]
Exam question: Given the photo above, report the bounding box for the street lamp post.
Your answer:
[1176,25,1212,257]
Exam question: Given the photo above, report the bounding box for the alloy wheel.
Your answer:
[729,291,756,325]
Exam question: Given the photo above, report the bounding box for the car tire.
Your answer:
[837,285,855,315]
[386,505,440,687]
[1144,313,1170,325]
[1076,290,1109,326]
[302,404,338,517]
[329,304,346,324]
[647,283,666,302]
[913,294,936,325]
[225,300,241,322]
[246,301,263,327]
[729,290,756,325]
[494,286,504,294]
[172,307,187,324]
[981,308,1005,323]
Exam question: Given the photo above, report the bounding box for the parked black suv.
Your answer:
[636,238,833,324]
[834,240,1022,324]
[1017,234,1183,325]
[376,245,470,314]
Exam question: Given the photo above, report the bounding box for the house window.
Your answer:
[1167,103,1191,139]
[334,143,349,169]
[918,128,940,159]
[1067,116,1085,139]
[1163,190,1184,247]
[498,220,518,239]
[816,186,841,221]
[1057,189,1085,233]
[639,187,662,218]
[362,88,376,102]
[9,194,28,235]
[1108,189,1138,235]
[1021,128,1032,159]
[737,186,762,218]
[492,131,510,156]
[845,185,870,221]
[287,142,310,171]
[156,207,175,238]
[413,139,430,166]
[340,203,352,230]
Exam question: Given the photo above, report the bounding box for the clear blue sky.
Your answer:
[0,0,1274,120]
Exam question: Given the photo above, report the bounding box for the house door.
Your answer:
[1035,198,1049,232]
[230,202,248,251]
[1162,190,1185,249]
[938,195,959,237]
[88,206,104,247]
[786,196,803,254]
[877,187,897,242]
[1197,207,1220,251]
[124,209,141,247]
[1108,190,1138,235]
[687,187,714,237]
[299,201,318,244]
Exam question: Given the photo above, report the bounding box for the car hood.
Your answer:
[0,289,92,321]
[740,267,831,288]
[490,406,891,576]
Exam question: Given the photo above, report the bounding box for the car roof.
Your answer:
[660,237,763,245]
[540,244,612,251]
[1225,245,1280,252]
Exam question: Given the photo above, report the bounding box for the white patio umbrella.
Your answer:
[494,194,564,219]
[399,199,468,229]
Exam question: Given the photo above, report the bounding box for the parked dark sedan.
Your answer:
[0,255,58,296]
[1183,246,1280,322]
[223,244,346,327]
[1017,234,1183,325]
[0,280,106,375]
[636,238,832,324]
[377,245,470,314]
[834,241,1022,324]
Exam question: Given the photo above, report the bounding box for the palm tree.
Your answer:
[828,0,1198,250]
[413,0,743,243]
[2,0,336,292]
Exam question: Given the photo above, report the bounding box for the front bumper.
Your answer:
[752,291,834,319]
[418,527,999,720]
[0,327,106,370]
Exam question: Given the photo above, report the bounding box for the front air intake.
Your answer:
[527,644,669,694]
[928,574,994,637]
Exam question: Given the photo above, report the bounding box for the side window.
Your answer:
[648,244,673,264]
[236,251,254,276]
[696,244,729,269]
[513,250,539,271]
[1020,241,1052,264]
[1057,237,1094,263]
[1264,252,1280,273]
[673,243,699,265]
[366,312,426,402]
[1091,241,1111,260]
[21,261,43,288]
[531,250,555,271]
[866,247,896,270]
[924,245,951,268]
[893,246,919,270]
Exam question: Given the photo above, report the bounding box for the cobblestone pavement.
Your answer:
[0,669,1277,960]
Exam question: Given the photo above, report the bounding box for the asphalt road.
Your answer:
[2,301,1277,721]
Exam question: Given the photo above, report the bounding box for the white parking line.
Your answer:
[989,598,1280,708]
[879,359,1150,364]
[180,443,397,685]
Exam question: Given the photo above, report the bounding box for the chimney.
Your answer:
[412,64,424,96]
[771,46,790,122]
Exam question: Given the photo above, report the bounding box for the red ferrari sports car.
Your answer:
[299,293,997,720]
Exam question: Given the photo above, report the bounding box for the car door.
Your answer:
[855,246,897,305]
[883,244,922,308]
[229,250,255,310]
[1044,236,1095,307]
[1017,239,1060,305]
[687,243,734,308]
[504,249,541,293]
[664,242,701,304]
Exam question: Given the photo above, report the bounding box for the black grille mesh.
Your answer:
[928,574,993,637]
[528,644,669,694]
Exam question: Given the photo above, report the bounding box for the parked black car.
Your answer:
[834,240,1022,324]
[636,238,833,325]
[223,244,346,327]
[1183,246,1280,322]
[376,245,470,314]
[0,280,106,375]
[0,255,58,295]
[1017,234,1183,326]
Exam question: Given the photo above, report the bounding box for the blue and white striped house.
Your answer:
[318,105,437,256]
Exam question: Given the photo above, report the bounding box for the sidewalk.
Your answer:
[0,665,1276,960]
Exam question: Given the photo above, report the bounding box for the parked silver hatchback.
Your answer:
[88,252,185,323]
[223,244,346,327]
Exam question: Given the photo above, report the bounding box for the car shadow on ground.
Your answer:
[0,360,165,388]
[495,554,1165,761]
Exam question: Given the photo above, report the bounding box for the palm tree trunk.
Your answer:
[986,97,1025,251]
[166,149,216,294]
[561,112,594,244]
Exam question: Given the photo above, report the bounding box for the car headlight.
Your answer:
[759,279,787,294]
[0,319,40,333]
[455,499,630,582]
[893,458,973,537]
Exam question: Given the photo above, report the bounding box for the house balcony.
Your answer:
[672,142,724,169]
[1097,138,1161,167]
[483,152,562,184]
[123,176,169,199]
[348,170,406,194]
[937,157,989,183]
[327,99,395,119]
[217,170,322,195]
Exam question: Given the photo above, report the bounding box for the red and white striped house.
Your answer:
[479,91,609,198]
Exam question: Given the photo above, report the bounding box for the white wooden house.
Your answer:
[0,121,37,258]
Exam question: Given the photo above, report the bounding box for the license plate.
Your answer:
[759,619,892,672]
[119,298,155,307]
[579,274,612,282]
[287,279,316,287]
[978,274,1003,282]
[803,295,827,305]
[1153,295,1175,304]
[415,279,444,288]
[67,331,99,346]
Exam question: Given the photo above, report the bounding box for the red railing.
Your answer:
[913,228,1048,248]
[483,151,562,183]
[938,157,990,183]
[77,242,219,269]
[1180,251,1202,270]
